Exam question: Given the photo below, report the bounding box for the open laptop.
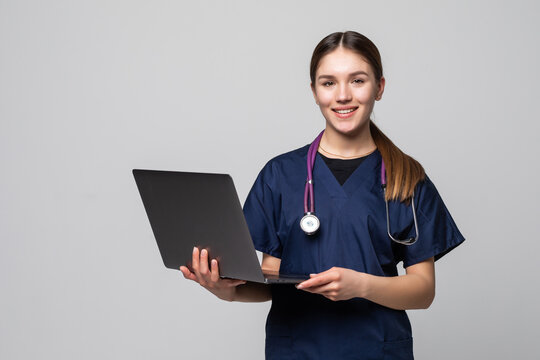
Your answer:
[133,169,308,284]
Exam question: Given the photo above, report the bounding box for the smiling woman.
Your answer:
[180,30,465,360]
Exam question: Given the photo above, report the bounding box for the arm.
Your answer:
[363,257,435,310]
[179,248,279,303]
[297,257,435,310]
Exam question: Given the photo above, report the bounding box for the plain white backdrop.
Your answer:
[1,0,539,359]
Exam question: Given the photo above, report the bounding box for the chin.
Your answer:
[328,121,366,136]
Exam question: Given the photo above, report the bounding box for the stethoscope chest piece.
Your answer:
[300,213,320,235]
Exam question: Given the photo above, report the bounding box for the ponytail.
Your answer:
[370,121,425,202]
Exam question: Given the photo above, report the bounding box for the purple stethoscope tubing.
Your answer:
[304,130,324,214]
[303,130,419,245]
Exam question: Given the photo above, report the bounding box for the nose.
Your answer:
[336,83,352,102]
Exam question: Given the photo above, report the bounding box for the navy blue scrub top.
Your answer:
[243,145,465,360]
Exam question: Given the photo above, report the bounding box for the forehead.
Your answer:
[316,47,372,77]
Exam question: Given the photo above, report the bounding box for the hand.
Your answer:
[295,267,368,301]
[179,247,246,301]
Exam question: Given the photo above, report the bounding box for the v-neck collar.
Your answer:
[312,149,381,199]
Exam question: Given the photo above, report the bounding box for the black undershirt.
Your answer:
[319,152,367,186]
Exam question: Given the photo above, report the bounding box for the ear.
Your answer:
[375,76,386,101]
[310,82,319,105]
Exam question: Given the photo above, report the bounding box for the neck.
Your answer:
[320,122,376,159]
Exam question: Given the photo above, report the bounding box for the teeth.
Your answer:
[335,108,356,114]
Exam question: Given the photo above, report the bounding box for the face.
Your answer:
[311,47,385,136]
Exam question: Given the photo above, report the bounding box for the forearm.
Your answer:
[230,281,272,303]
[362,273,435,310]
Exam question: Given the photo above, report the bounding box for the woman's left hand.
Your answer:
[296,267,369,301]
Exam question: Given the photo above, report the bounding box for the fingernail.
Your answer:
[296,284,303,289]
[193,247,197,254]
[202,249,207,256]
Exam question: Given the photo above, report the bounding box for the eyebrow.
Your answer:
[317,71,369,80]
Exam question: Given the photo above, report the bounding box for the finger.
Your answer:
[300,287,337,302]
[323,293,338,302]
[300,282,335,294]
[310,267,336,277]
[210,259,220,282]
[179,266,198,281]
[191,247,200,274]
[199,249,210,278]
[296,273,333,289]
[209,259,245,286]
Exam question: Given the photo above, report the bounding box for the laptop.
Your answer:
[133,169,308,284]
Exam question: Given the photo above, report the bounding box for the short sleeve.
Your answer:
[242,162,283,258]
[400,175,465,268]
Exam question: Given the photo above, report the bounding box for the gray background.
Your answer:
[1,0,538,359]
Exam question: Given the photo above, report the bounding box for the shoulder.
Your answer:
[245,144,309,204]
[415,174,440,200]
[266,144,309,167]
[257,144,309,180]
[414,174,453,222]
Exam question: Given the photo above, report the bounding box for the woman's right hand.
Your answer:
[179,247,246,302]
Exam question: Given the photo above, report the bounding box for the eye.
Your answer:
[352,79,365,84]
[322,81,334,87]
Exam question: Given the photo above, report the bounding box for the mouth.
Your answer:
[332,106,358,118]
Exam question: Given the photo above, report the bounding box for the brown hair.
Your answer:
[310,31,425,202]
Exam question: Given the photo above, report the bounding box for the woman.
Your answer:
[180,31,465,359]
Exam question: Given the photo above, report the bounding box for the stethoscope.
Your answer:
[300,130,419,246]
